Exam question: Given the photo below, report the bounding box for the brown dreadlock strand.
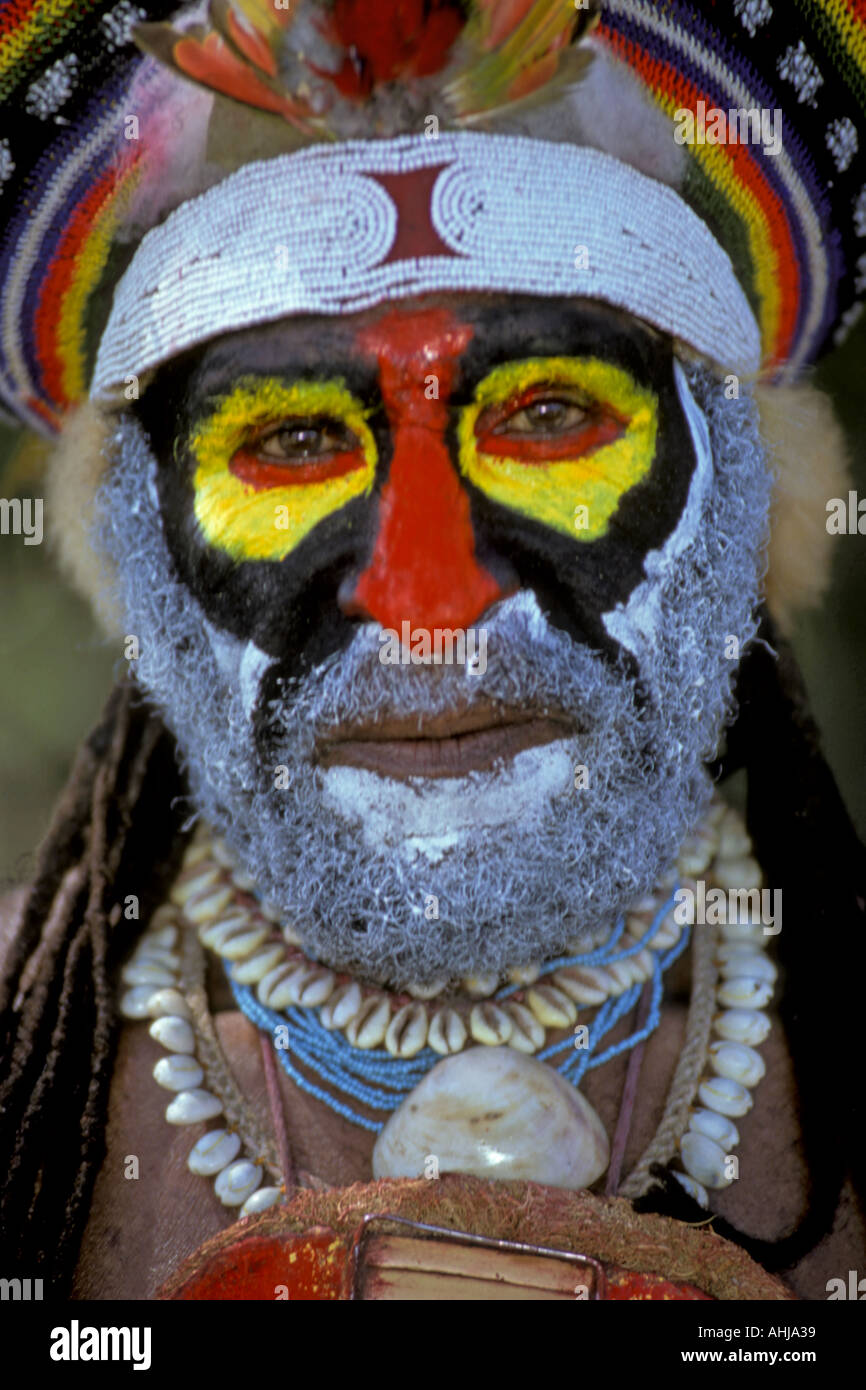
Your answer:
[0,676,188,1296]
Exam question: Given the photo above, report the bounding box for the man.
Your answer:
[1,0,864,1301]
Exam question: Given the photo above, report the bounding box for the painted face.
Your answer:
[113,291,767,983]
[138,293,696,745]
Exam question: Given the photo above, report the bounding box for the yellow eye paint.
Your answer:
[457,358,658,542]
[190,377,376,562]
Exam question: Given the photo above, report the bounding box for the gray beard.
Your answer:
[96,364,770,988]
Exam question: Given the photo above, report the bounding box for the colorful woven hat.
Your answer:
[2,0,865,437]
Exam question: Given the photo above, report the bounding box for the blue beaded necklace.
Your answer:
[229,885,689,1133]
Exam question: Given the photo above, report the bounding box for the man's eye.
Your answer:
[494,397,589,436]
[256,418,358,461]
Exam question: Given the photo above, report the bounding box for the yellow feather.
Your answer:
[446,0,599,117]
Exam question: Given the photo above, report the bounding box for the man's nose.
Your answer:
[338,303,515,631]
[339,403,512,631]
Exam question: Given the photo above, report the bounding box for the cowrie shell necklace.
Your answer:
[119,795,774,1213]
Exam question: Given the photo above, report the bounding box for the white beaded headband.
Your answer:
[91,131,761,401]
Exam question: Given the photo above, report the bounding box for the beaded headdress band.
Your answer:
[92,132,760,401]
[2,0,866,434]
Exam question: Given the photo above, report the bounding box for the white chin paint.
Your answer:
[320,737,579,865]
[602,359,712,663]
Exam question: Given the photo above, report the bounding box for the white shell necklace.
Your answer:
[119,794,776,1214]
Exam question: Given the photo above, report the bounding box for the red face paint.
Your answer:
[345,307,510,632]
[230,448,364,490]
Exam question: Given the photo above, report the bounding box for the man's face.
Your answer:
[140,294,695,679]
[102,292,769,986]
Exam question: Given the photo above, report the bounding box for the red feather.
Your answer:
[227,9,278,77]
[477,0,538,50]
[174,32,307,119]
[327,0,466,95]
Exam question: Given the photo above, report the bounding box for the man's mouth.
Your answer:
[314,704,575,779]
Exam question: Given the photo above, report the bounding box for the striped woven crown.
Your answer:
[1,0,865,436]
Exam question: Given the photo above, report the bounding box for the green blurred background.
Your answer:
[1,324,864,888]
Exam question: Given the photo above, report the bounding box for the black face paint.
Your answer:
[134,293,697,690]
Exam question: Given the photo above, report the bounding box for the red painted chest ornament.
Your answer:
[161,1222,711,1301]
[156,1178,794,1302]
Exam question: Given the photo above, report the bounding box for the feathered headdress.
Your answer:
[135,0,597,136]
[3,0,865,436]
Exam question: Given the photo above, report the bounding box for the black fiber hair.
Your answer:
[634,610,866,1272]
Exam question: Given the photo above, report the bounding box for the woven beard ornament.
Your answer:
[1,0,865,1301]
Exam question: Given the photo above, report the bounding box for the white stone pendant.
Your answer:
[372,1046,609,1190]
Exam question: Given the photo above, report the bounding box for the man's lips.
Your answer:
[314,705,575,779]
